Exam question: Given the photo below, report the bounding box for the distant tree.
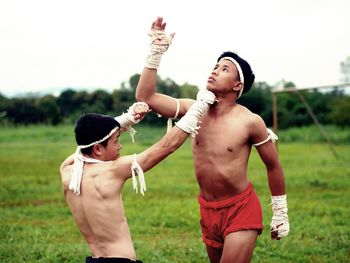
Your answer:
[157,77,181,98]
[328,96,350,126]
[36,95,61,125]
[239,81,273,126]
[71,91,89,112]
[57,89,77,116]
[128,74,141,93]
[0,93,10,125]
[340,56,350,83]
[86,89,114,114]
[0,93,9,112]
[180,82,198,99]
[6,98,42,124]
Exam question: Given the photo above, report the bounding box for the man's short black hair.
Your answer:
[74,113,120,154]
[217,51,255,95]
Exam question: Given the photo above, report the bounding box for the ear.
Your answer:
[232,81,243,92]
[92,144,104,156]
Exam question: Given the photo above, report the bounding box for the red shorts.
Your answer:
[198,182,263,249]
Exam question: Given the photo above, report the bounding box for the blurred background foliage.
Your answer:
[0,74,349,129]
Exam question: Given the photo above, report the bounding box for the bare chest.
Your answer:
[193,116,250,156]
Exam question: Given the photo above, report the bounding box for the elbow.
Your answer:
[135,87,153,104]
[135,91,145,102]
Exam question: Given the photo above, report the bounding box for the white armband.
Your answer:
[167,99,180,133]
[253,128,278,147]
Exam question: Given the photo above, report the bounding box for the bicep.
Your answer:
[147,94,195,118]
[255,142,280,169]
[248,115,280,167]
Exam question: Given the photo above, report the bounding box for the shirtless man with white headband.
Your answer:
[60,91,216,263]
[135,17,290,263]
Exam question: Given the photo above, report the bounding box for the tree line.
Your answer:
[0,74,349,128]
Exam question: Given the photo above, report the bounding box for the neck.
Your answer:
[78,152,104,163]
[209,96,238,116]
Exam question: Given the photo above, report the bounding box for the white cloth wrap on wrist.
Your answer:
[175,89,216,137]
[146,30,173,69]
[270,194,290,238]
[115,102,148,143]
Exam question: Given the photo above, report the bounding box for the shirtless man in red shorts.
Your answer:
[135,17,290,263]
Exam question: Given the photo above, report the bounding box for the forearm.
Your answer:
[268,163,290,240]
[136,69,193,118]
[135,67,157,102]
[267,164,286,196]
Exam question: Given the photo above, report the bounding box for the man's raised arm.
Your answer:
[135,16,194,119]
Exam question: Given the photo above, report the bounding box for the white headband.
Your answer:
[219,56,245,99]
[78,126,119,149]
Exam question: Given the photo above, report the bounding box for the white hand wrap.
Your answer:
[176,90,216,137]
[270,195,290,239]
[115,102,149,143]
[145,30,173,69]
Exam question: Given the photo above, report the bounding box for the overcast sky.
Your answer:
[1,0,349,97]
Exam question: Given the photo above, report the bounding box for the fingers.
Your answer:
[151,16,168,31]
[270,222,284,240]
[270,230,281,240]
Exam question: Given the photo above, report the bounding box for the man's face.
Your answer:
[206,59,241,93]
[102,130,121,161]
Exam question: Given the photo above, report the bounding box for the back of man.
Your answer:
[61,160,137,259]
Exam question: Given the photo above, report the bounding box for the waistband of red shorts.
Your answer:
[198,182,253,209]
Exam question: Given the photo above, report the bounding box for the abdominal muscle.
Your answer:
[192,134,251,201]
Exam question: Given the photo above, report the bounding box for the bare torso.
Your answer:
[61,162,136,259]
[192,104,255,201]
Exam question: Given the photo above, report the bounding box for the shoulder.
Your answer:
[234,105,268,140]
[60,154,74,177]
[60,155,74,191]
[60,154,74,170]
[107,155,135,181]
[235,105,264,126]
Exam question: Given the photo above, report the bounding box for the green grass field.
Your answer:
[0,125,349,263]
